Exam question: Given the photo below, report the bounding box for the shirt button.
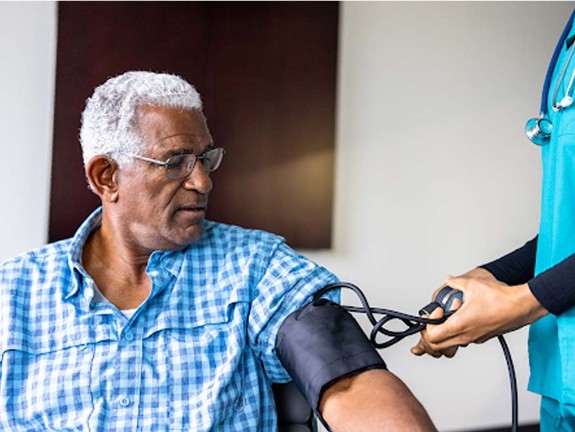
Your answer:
[124,332,134,342]
[118,397,131,407]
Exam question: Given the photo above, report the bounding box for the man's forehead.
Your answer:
[135,104,206,123]
[136,105,208,134]
[135,105,212,154]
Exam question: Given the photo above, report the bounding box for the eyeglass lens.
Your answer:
[165,148,224,179]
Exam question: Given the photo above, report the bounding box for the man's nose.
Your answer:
[182,162,213,194]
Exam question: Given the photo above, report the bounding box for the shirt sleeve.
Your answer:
[479,236,538,285]
[528,253,575,315]
[480,236,575,315]
[247,240,339,383]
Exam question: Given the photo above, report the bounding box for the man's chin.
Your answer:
[177,225,205,247]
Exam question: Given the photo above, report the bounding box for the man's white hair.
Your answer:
[80,71,203,167]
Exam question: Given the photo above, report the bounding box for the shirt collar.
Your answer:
[64,206,104,300]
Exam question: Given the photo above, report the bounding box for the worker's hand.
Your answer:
[411,273,548,357]
[411,285,461,358]
[412,267,497,358]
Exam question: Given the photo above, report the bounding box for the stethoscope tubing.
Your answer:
[540,9,575,116]
[526,9,575,146]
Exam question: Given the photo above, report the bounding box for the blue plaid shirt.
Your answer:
[0,208,338,431]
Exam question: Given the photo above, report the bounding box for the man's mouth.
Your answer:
[178,205,206,214]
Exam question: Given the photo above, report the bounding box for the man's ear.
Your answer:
[85,156,119,202]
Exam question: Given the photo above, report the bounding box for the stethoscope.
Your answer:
[526,10,575,146]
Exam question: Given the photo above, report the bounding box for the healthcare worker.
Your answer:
[412,9,575,431]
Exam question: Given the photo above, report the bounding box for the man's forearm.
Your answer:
[319,369,436,432]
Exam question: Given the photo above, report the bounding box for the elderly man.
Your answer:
[0,71,434,431]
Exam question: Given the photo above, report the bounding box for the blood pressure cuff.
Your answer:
[275,298,387,417]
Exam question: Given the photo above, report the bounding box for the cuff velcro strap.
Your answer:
[275,299,387,414]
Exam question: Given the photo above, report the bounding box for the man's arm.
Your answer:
[276,298,436,431]
[319,369,436,432]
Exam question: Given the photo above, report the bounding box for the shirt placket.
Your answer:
[110,322,144,430]
[108,262,174,430]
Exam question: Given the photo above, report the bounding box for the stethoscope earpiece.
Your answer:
[553,95,574,112]
[560,95,574,108]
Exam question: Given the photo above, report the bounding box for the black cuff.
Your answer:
[275,299,386,415]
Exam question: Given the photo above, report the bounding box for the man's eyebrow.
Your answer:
[162,142,215,158]
[162,148,188,158]
[201,142,216,153]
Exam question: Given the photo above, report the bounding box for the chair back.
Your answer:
[273,382,316,431]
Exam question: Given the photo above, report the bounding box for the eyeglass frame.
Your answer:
[128,147,225,180]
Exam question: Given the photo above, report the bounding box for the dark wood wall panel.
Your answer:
[51,2,338,248]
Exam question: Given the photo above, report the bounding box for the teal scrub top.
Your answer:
[529,20,575,405]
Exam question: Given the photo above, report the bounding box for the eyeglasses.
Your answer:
[130,147,225,180]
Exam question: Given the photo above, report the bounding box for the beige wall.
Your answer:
[0,1,56,261]
[2,1,574,430]
[308,2,573,430]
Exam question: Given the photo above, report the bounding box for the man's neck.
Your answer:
[82,224,152,310]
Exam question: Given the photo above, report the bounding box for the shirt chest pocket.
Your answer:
[145,299,249,431]
[0,341,96,431]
